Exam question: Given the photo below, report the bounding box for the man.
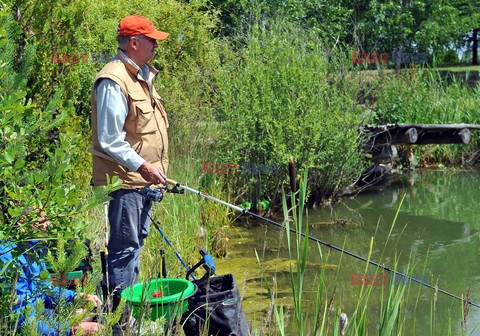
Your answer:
[1,209,101,335]
[90,15,170,311]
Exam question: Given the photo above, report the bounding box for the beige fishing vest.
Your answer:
[91,52,169,188]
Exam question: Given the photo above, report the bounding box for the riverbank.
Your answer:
[218,170,480,334]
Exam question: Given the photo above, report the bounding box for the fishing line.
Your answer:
[165,178,480,309]
[86,148,479,307]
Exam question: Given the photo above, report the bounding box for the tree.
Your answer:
[456,0,480,65]
[473,28,479,65]
[211,0,479,69]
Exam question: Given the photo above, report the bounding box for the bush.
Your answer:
[7,0,221,164]
[440,49,459,64]
[0,7,118,321]
[215,19,367,205]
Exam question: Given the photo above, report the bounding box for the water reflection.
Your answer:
[220,170,480,334]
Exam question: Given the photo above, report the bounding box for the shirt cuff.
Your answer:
[128,154,145,172]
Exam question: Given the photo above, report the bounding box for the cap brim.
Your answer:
[145,30,169,40]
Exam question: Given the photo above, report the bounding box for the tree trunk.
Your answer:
[375,57,383,76]
[395,46,402,75]
[473,28,479,66]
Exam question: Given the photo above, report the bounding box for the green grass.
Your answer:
[435,65,480,72]
[82,142,231,281]
[141,147,231,280]
[360,65,480,74]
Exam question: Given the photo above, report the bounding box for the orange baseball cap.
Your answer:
[118,15,169,40]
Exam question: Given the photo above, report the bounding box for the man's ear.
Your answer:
[127,37,139,51]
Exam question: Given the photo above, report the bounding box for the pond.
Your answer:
[217,170,480,334]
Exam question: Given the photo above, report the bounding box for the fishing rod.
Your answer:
[149,214,196,281]
[137,185,195,280]
[165,178,480,309]
[86,148,479,308]
[139,185,216,282]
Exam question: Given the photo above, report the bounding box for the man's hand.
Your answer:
[76,293,102,308]
[137,161,166,185]
[19,206,51,233]
[84,294,102,308]
[75,321,100,335]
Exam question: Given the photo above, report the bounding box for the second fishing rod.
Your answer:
[162,177,480,309]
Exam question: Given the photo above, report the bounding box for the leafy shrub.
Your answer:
[0,7,118,323]
[0,8,118,241]
[215,19,367,205]
[11,0,220,153]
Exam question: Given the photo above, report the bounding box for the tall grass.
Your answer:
[374,68,480,125]
[141,144,231,280]
[264,171,469,335]
[283,170,309,334]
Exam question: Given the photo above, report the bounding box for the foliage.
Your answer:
[210,0,351,43]
[0,5,119,241]
[374,70,480,124]
[215,19,367,204]
[2,0,480,333]
[211,0,480,66]
[8,0,220,152]
[0,7,119,331]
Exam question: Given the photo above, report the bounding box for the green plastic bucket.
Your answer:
[121,278,196,321]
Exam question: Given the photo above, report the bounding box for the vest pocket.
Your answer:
[135,102,157,134]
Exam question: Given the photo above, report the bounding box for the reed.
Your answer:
[262,171,470,335]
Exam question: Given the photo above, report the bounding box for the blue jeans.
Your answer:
[105,189,153,310]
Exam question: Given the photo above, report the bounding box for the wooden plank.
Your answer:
[363,124,479,146]
[397,123,480,130]
[370,127,417,145]
[392,127,418,144]
[415,128,471,145]
[363,123,480,131]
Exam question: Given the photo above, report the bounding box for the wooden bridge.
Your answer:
[354,123,480,191]
[363,123,480,145]
[362,123,480,163]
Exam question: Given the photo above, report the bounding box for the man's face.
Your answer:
[130,35,158,66]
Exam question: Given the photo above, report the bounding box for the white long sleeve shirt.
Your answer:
[93,53,153,172]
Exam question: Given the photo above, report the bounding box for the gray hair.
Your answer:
[117,35,131,50]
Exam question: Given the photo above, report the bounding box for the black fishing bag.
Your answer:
[183,273,251,336]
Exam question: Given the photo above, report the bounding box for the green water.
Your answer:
[218,170,480,335]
